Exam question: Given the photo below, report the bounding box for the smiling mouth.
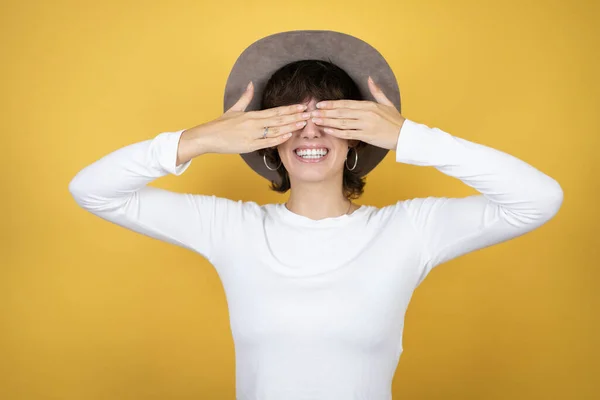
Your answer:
[294,148,329,160]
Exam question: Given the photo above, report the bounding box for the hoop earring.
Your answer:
[263,153,282,171]
[345,147,358,171]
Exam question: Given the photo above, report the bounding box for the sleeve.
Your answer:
[395,119,564,281]
[68,129,240,262]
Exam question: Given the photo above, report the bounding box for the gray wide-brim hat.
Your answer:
[223,30,401,182]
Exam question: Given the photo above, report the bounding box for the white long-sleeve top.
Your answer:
[69,119,563,400]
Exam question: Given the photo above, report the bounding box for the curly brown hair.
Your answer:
[258,59,367,200]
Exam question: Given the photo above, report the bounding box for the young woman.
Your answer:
[69,31,563,400]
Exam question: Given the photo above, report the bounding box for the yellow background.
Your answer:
[1,0,598,398]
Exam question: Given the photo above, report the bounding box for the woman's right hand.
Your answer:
[178,82,311,163]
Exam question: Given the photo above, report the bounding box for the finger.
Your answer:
[262,110,311,128]
[322,126,360,140]
[228,81,254,113]
[312,117,364,130]
[252,103,308,119]
[368,76,394,106]
[315,99,372,110]
[254,132,293,150]
[311,108,364,119]
[260,120,307,139]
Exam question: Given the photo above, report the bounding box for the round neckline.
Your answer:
[259,202,373,277]
[271,202,368,228]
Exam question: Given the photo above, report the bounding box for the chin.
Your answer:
[288,169,333,183]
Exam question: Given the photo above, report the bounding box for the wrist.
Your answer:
[391,117,406,150]
[177,125,210,165]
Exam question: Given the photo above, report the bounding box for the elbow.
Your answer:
[538,178,564,221]
[68,172,87,207]
[68,170,99,210]
[502,178,564,227]
[68,170,129,214]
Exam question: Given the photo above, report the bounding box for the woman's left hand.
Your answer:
[310,76,406,150]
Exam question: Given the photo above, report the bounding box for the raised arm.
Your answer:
[68,129,226,260]
[396,119,563,278]
[69,82,312,261]
[311,78,563,279]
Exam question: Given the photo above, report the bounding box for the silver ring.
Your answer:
[262,126,269,139]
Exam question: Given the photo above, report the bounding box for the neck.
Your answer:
[285,177,354,220]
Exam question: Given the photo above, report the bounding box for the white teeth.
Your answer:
[295,148,328,159]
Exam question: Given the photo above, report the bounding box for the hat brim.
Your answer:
[223,30,401,182]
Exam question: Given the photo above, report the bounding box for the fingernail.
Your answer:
[312,118,322,123]
[316,102,325,108]
[247,81,253,90]
[297,121,307,127]
[324,128,333,133]
[297,104,307,110]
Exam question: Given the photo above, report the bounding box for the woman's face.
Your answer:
[277,98,351,184]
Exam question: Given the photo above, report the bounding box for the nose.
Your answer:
[300,118,322,139]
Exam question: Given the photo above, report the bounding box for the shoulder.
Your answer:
[361,198,438,227]
[360,200,411,218]
[208,196,268,219]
